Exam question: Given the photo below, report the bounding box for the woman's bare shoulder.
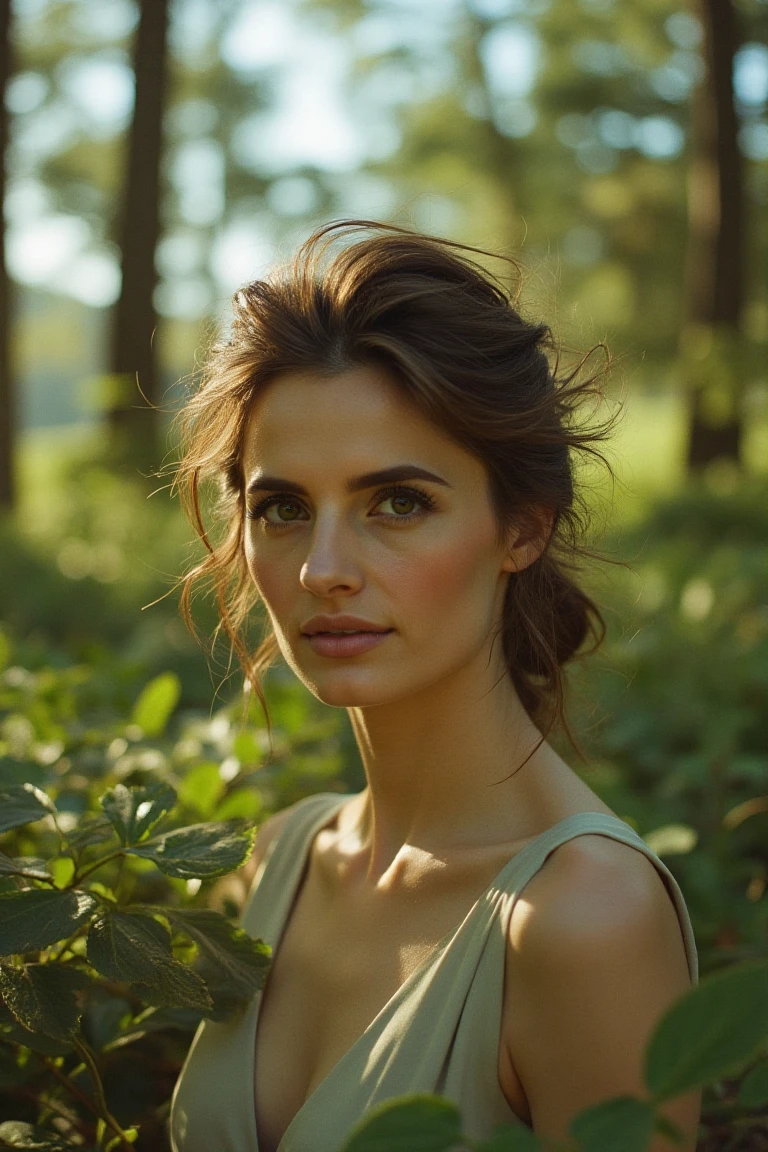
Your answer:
[499,833,698,1148]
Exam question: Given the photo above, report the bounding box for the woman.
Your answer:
[169,221,700,1152]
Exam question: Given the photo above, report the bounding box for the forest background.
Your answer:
[0,0,767,1149]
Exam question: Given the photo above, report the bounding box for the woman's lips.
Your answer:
[304,630,394,658]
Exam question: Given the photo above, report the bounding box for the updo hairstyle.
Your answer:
[171,220,617,747]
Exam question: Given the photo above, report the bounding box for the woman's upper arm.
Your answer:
[501,836,701,1152]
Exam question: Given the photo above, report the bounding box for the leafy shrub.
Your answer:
[0,629,351,1149]
[567,479,768,963]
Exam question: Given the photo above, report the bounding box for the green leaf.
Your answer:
[0,1003,74,1057]
[65,813,117,852]
[100,781,177,846]
[49,858,75,889]
[643,824,698,857]
[0,786,54,834]
[738,1058,768,1108]
[475,1122,544,1151]
[0,760,45,790]
[104,1005,203,1049]
[645,960,768,1100]
[0,1121,73,1150]
[0,963,91,1041]
[86,910,211,1012]
[569,1097,655,1152]
[339,1094,463,1152]
[0,855,52,883]
[214,789,263,821]
[0,890,98,955]
[131,672,181,737]
[162,907,270,1015]
[177,762,224,817]
[128,820,256,879]
[232,729,263,767]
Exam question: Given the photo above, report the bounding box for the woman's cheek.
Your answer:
[244,543,281,608]
[400,534,489,614]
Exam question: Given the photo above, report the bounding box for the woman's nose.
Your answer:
[299,516,364,597]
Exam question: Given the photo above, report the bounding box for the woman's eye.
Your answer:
[374,485,437,520]
[379,492,418,516]
[247,485,436,530]
[247,497,306,527]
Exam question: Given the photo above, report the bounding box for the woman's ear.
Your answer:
[501,506,555,574]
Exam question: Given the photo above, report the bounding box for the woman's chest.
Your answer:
[252,854,531,1152]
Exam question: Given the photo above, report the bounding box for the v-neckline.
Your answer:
[248,796,632,1152]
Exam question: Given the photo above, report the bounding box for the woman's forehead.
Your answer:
[241,367,472,479]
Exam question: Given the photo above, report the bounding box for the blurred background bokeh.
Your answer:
[1,0,768,805]
[1,2,768,1145]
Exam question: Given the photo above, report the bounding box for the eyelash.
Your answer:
[246,484,438,531]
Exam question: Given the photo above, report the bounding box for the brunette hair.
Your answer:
[170,220,618,752]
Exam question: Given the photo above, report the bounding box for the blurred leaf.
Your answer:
[49,857,75,888]
[0,1120,72,1150]
[569,1097,655,1152]
[339,1094,463,1152]
[214,788,262,821]
[475,1121,544,1150]
[643,824,698,856]
[0,890,98,955]
[100,781,177,846]
[130,672,181,737]
[177,762,224,817]
[127,820,255,879]
[737,1058,768,1107]
[232,729,263,766]
[0,761,46,789]
[645,961,768,1100]
[87,909,211,1012]
[0,963,91,1041]
[82,992,132,1051]
[104,1005,202,1049]
[0,785,55,834]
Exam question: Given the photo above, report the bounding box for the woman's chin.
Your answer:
[295,667,405,709]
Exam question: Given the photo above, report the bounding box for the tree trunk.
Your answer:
[109,0,170,471]
[0,0,13,510]
[463,5,520,256]
[683,0,745,469]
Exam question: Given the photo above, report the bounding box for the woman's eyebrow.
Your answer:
[246,465,452,497]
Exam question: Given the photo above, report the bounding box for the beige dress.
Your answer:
[170,791,699,1152]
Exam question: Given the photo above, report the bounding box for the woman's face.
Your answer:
[241,364,520,708]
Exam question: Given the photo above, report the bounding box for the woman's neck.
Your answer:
[345,648,554,884]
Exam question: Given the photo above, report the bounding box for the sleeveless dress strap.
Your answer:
[493,811,698,983]
[440,810,699,1136]
[240,792,350,947]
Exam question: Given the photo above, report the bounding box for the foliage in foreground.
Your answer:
[0,649,766,1151]
[0,629,349,1150]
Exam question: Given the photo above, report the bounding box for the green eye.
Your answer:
[273,501,302,522]
[247,484,437,531]
[387,494,417,515]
